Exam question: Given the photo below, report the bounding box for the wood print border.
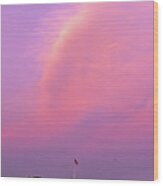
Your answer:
[154,1,158,181]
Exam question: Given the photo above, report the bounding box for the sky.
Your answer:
[2,1,154,180]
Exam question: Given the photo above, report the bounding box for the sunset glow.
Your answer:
[2,2,154,180]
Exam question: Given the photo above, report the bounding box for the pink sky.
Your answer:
[2,1,154,180]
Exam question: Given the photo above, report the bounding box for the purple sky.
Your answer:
[2,1,154,180]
